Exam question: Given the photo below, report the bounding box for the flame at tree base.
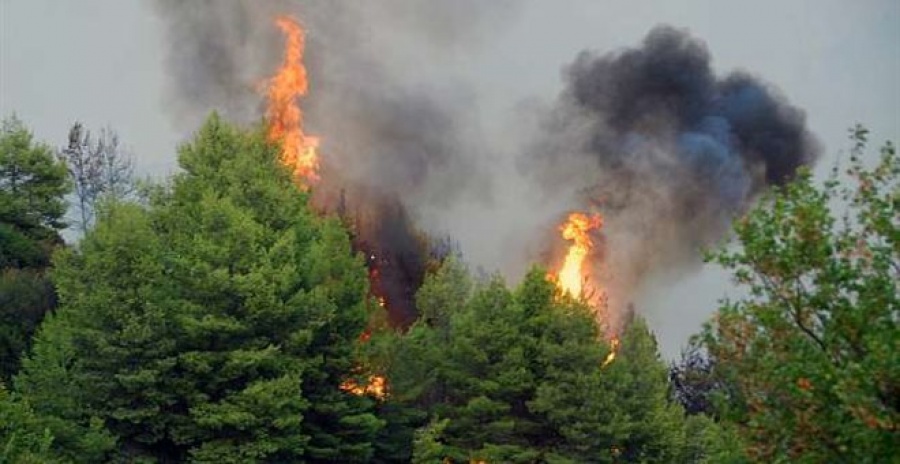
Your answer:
[265,15,386,400]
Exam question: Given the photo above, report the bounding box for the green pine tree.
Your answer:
[0,116,70,269]
[0,116,71,382]
[376,261,705,462]
[15,114,381,462]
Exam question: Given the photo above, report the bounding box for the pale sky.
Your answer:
[2,0,898,356]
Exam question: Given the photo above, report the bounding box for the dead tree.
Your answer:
[59,122,134,234]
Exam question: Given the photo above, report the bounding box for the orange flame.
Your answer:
[266,16,320,184]
[556,212,603,297]
[341,375,387,399]
[602,337,620,368]
[551,212,620,366]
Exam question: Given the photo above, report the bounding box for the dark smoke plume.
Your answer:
[526,25,820,324]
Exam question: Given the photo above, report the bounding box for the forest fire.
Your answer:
[266,16,320,184]
[551,212,620,365]
[555,212,603,298]
[265,12,618,392]
[340,375,387,399]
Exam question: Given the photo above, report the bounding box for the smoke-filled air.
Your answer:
[152,1,819,332]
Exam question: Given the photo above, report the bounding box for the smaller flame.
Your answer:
[602,337,620,368]
[341,375,387,399]
[266,16,320,184]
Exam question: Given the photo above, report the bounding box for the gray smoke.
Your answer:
[149,0,517,207]
[150,0,283,127]
[149,0,520,324]
[525,25,820,323]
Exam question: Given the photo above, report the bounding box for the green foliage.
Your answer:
[410,418,450,464]
[375,260,709,462]
[0,116,70,382]
[1,383,60,464]
[0,269,55,383]
[702,127,899,462]
[0,116,70,269]
[15,114,380,462]
[14,309,118,462]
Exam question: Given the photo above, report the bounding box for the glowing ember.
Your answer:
[556,212,603,298]
[266,16,320,184]
[340,375,387,399]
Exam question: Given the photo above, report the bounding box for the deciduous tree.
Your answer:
[702,126,899,462]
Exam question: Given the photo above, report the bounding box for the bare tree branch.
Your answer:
[58,122,135,235]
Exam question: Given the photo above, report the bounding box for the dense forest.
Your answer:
[1,115,897,463]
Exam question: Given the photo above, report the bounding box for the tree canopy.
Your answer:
[13,115,381,462]
[701,127,899,462]
[0,116,71,382]
[0,116,70,269]
[2,114,894,463]
[369,259,715,463]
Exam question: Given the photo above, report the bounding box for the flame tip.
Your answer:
[265,15,319,185]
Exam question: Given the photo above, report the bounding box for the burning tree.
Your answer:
[554,212,603,299]
[367,260,712,462]
[701,127,899,461]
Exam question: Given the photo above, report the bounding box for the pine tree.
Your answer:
[0,116,71,381]
[0,117,70,269]
[378,262,702,462]
[15,115,381,462]
[1,383,63,464]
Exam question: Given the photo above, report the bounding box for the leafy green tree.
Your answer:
[0,116,71,382]
[366,258,472,463]
[15,115,381,462]
[701,127,899,462]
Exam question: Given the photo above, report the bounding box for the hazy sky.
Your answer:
[2,0,898,356]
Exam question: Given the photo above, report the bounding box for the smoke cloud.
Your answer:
[524,25,820,325]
